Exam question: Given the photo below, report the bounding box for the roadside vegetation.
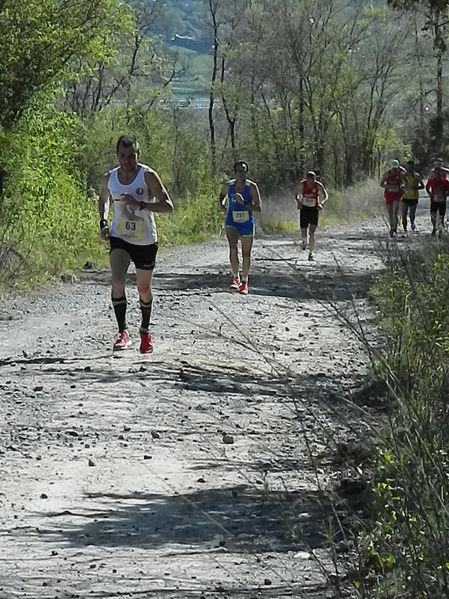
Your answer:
[352,242,449,598]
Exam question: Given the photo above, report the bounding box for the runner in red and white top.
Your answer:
[426,161,449,238]
[380,159,406,238]
[295,171,329,261]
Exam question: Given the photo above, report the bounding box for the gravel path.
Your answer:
[0,207,433,598]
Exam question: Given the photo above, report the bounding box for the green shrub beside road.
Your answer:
[362,249,449,598]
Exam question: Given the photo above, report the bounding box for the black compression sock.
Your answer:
[140,297,153,332]
[112,295,127,332]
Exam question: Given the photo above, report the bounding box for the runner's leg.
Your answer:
[110,248,131,332]
[241,235,253,281]
[386,203,394,234]
[438,204,446,238]
[409,202,417,230]
[431,208,437,234]
[226,227,240,277]
[136,268,154,331]
[401,201,408,231]
[309,224,317,253]
[392,200,399,232]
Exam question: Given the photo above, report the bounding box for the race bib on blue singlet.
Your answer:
[232,210,250,223]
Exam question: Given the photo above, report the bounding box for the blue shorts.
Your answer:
[226,223,254,236]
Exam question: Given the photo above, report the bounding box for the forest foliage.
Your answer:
[0,0,448,282]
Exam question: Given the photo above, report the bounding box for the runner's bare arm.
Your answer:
[380,172,387,188]
[295,182,303,207]
[417,173,425,190]
[317,182,329,205]
[218,182,228,212]
[98,174,110,221]
[98,174,111,239]
[143,171,174,213]
[400,173,407,189]
[248,182,262,212]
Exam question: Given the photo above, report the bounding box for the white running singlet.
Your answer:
[108,165,157,245]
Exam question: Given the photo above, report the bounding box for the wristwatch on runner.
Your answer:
[139,201,146,210]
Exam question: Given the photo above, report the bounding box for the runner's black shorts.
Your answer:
[110,236,158,270]
[300,206,319,228]
[430,201,447,217]
[401,199,418,207]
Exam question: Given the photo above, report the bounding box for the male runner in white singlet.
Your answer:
[98,135,173,353]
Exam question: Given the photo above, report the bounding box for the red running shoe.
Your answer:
[230,276,241,290]
[113,330,131,351]
[140,330,153,354]
[239,281,248,295]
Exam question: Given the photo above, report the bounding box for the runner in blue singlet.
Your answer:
[218,161,262,295]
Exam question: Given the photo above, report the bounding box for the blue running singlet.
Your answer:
[225,179,254,235]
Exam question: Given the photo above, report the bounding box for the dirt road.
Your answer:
[0,210,431,599]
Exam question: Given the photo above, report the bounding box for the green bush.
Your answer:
[0,93,101,285]
[363,251,449,598]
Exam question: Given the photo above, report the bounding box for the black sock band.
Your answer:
[112,295,127,332]
[139,297,153,332]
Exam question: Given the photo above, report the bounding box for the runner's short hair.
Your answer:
[116,135,139,153]
[234,160,248,172]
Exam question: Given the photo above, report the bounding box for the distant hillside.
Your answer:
[148,0,212,105]
[153,0,211,44]
[169,34,211,54]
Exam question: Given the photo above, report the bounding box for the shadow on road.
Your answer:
[79,242,377,302]
[153,266,374,301]
[27,485,335,554]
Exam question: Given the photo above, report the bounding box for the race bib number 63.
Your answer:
[117,219,144,240]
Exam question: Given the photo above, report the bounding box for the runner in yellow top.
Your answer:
[401,160,424,235]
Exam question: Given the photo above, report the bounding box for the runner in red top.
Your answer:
[380,159,405,237]
[295,171,329,261]
[425,163,449,238]
[432,157,447,179]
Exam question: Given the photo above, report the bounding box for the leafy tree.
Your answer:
[0,0,130,129]
[388,0,449,154]
[65,1,175,116]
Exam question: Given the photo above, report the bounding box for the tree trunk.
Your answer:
[435,45,444,153]
[250,81,261,156]
[208,0,219,173]
[0,167,4,218]
[433,10,445,154]
[414,17,425,131]
[220,55,238,154]
[298,76,305,176]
